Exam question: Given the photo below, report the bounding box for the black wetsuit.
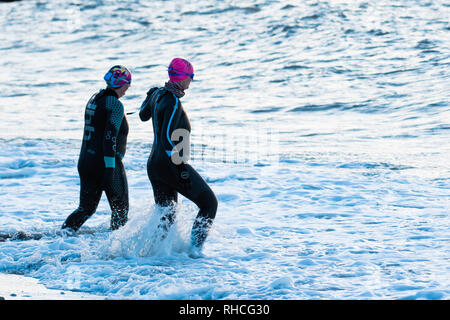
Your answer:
[62,88,129,231]
[139,87,217,249]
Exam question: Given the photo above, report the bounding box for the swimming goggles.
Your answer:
[168,67,194,80]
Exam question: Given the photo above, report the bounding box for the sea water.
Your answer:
[0,0,449,299]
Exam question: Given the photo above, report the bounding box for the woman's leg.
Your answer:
[148,159,217,249]
[173,164,218,250]
[62,174,102,231]
[105,159,129,230]
[148,157,179,237]
[150,178,178,237]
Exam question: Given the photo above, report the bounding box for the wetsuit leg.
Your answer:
[149,159,217,249]
[176,164,218,249]
[105,159,129,230]
[148,163,178,237]
[62,174,102,231]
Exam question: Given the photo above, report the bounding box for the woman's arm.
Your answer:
[103,96,124,169]
[139,87,159,121]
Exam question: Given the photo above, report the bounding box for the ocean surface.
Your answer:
[0,0,449,299]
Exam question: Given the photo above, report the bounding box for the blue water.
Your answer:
[0,0,449,299]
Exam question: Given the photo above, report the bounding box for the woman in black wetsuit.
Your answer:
[62,66,131,231]
[139,58,218,254]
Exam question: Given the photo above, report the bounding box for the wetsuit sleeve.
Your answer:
[139,87,158,121]
[103,96,124,168]
[160,94,188,163]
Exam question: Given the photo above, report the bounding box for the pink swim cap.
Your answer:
[168,58,194,82]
